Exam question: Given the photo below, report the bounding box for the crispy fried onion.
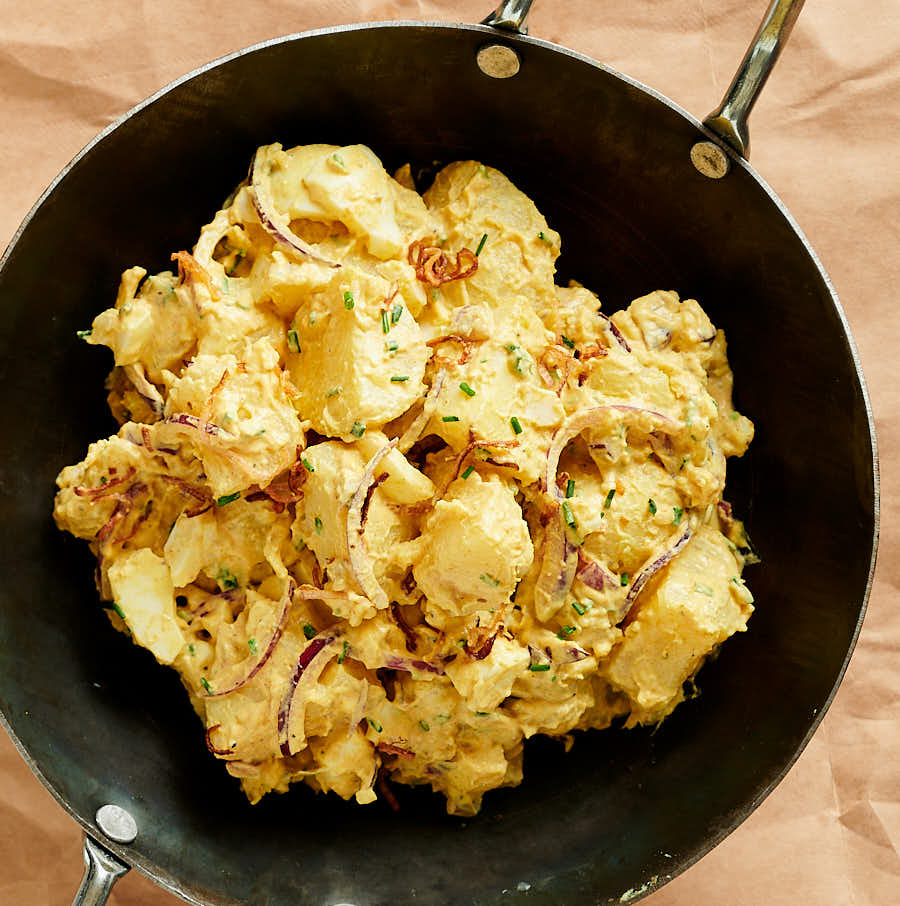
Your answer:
[248,146,340,268]
[408,238,478,286]
[158,475,213,517]
[277,634,337,756]
[200,578,294,699]
[95,481,149,543]
[397,370,446,453]
[262,445,308,504]
[171,251,221,301]
[205,723,234,756]
[74,466,137,500]
[537,344,576,394]
[346,440,397,608]
[447,435,520,489]
[426,334,475,366]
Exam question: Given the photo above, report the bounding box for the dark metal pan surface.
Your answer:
[0,16,877,906]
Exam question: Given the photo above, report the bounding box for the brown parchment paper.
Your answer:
[1,1,897,903]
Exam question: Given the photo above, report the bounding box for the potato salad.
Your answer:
[54,143,756,815]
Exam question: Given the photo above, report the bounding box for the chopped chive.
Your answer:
[571,600,588,616]
[217,567,238,590]
[287,329,301,353]
[367,717,383,733]
[326,386,341,398]
[730,411,740,421]
[680,456,689,471]
[337,640,349,664]
[309,311,317,326]
[694,583,714,596]
[461,465,475,480]
[343,290,355,309]
[479,573,500,587]
[390,375,410,382]
[603,489,616,509]
[538,231,548,242]
[419,719,430,732]
[188,643,196,656]
[505,343,518,352]
[314,516,323,534]
[301,457,315,473]
[110,602,126,620]
[528,663,551,672]
[562,500,576,527]
[216,492,240,506]
[475,711,490,716]
[76,328,92,339]
[620,573,629,586]
[351,421,366,438]
[510,416,523,435]
[565,479,575,499]
[381,310,390,333]
[303,623,316,639]
[248,637,258,655]
[561,335,576,350]
[459,381,475,397]
[332,151,346,169]
[391,303,403,324]
[557,626,576,639]
[475,233,487,256]
[672,506,684,526]
[200,677,212,694]
[648,498,657,515]
[294,537,306,551]
[442,415,460,422]
[386,339,399,353]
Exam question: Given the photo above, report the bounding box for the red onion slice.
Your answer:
[74,466,137,499]
[346,440,397,608]
[205,723,233,756]
[248,148,339,269]
[397,371,445,453]
[384,655,444,676]
[377,743,415,760]
[575,550,616,592]
[277,635,337,756]
[390,602,418,653]
[200,579,294,698]
[619,524,694,626]
[533,507,579,623]
[597,312,632,352]
[545,406,678,499]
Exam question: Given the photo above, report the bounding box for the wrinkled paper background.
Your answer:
[1,1,897,903]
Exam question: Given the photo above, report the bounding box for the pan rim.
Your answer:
[0,17,880,906]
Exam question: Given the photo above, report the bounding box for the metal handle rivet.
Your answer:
[476,44,521,78]
[690,141,731,179]
[95,804,138,844]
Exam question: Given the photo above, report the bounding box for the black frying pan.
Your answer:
[0,1,878,904]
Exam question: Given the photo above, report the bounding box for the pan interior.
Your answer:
[0,22,875,906]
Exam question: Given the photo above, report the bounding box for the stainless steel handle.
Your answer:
[703,0,805,157]
[72,836,130,906]
[482,0,535,34]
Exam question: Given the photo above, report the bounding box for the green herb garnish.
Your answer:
[571,600,589,616]
[694,583,713,597]
[672,506,684,526]
[217,568,238,590]
[200,677,213,694]
[475,233,487,256]
[76,328,92,339]
[314,516,323,534]
[479,573,500,587]
[332,151,346,170]
[648,498,657,515]
[620,573,629,586]
[565,479,575,499]
[442,415,460,422]
[110,602,126,620]
[301,457,315,472]
[459,381,475,397]
[326,386,341,398]
[343,290,355,309]
[287,329,301,353]
[510,416,523,435]
[603,489,616,509]
[188,643,195,656]
[562,500,576,527]
[367,717,383,733]
[391,303,403,324]
[528,663,551,673]
[303,623,317,639]
[561,335,576,350]
[419,719,430,732]
[248,637,258,655]
[390,375,410,382]
[216,492,240,507]
[386,339,399,353]
[350,421,366,438]
[337,640,349,664]
[557,626,576,639]
[461,465,475,480]
[381,310,390,333]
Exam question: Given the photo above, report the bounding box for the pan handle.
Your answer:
[482,0,534,34]
[703,0,805,157]
[71,835,130,906]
